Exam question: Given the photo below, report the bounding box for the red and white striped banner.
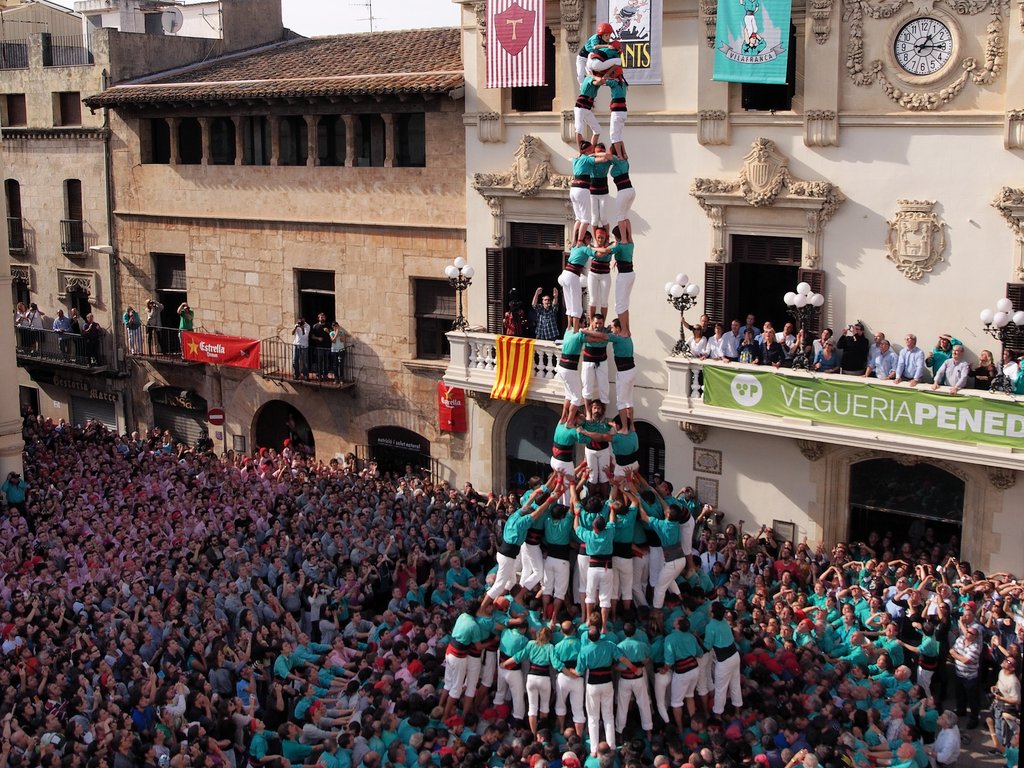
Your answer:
[486,0,546,89]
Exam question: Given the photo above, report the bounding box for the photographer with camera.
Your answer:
[2,469,27,513]
[836,320,869,375]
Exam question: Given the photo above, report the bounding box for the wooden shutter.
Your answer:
[1007,283,1024,357]
[486,247,505,334]
[797,268,826,336]
[704,262,736,326]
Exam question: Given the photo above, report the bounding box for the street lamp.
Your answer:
[444,257,474,331]
[664,273,701,356]
[783,281,825,332]
[980,298,1024,394]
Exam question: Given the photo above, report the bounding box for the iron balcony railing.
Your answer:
[14,324,114,371]
[60,219,85,257]
[41,34,93,67]
[260,337,355,388]
[0,41,29,70]
[7,217,25,254]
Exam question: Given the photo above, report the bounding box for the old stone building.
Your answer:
[443,0,1024,571]
[85,26,468,470]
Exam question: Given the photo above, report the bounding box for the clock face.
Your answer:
[893,17,955,76]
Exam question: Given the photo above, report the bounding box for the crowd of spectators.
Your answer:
[0,416,1020,768]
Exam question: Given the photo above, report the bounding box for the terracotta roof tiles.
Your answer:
[85,27,463,107]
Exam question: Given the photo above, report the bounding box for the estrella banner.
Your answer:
[182,331,260,369]
[702,365,1024,450]
[599,0,663,85]
[438,382,468,433]
[490,336,535,403]
[712,0,791,84]
[486,0,546,89]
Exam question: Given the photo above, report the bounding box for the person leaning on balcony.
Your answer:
[931,344,971,395]
[895,333,926,386]
[926,333,961,377]
[145,299,163,354]
[13,302,29,351]
[532,287,561,341]
[972,349,998,390]
[865,338,898,380]
[25,302,45,354]
[82,313,104,365]
[330,322,352,382]
[52,309,73,358]
[814,340,840,373]
[292,316,310,380]
[122,305,143,356]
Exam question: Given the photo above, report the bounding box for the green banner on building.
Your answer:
[702,366,1024,450]
[712,0,791,84]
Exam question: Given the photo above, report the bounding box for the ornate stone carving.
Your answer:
[482,196,505,246]
[804,110,839,147]
[681,421,709,444]
[10,265,30,289]
[474,1,487,48]
[560,0,584,52]
[699,0,718,46]
[561,110,576,144]
[884,200,947,280]
[893,453,922,466]
[809,0,835,42]
[992,186,1024,280]
[57,269,95,299]
[473,135,572,197]
[1005,110,1024,150]
[478,111,504,143]
[844,0,1006,110]
[987,466,1017,490]
[698,110,729,146]
[796,440,826,461]
[691,138,845,267]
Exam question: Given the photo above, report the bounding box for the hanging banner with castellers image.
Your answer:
[599,0,662,85]
[712,0,791,83]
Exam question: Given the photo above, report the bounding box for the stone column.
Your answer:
[234,117,244,166]
[198,117,211,165]
[269,116,281,166]
[382,113,395,168]
[305,115,318,167]
[342,115,356,168]
[167,118,181,165]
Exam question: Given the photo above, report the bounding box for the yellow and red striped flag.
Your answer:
[486,0,546,89]
[490,335,536,403]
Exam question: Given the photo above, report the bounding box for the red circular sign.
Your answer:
[207,408,225,426]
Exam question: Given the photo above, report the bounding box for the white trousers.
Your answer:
[586,682,616,753]
[557,365,584,407]
[576,553,590,600]
[586,563,614,608]
[444,653,469,699]
[481,649,497,688]
[520,543,544,591]
[570,186,592,223]
[654,669,671,721]
[652,556,686,609]
[584,446,612,483]
[613,187,636,224]
[614,271,636,316]
[613,555,633,601]
[631,553,649,607]
[647,546,664,589]
[556,671,586,723]
[526,673,552,716]
[671,668,700,706]
[590,194,611,227]
[712,650,742,714]
[587,270,611,312]
[574,106,602,141]
[542,556,571,599]
[610,110,627,144]
[498,665,527,719]
[582,360,610,404]
[558,270,584,322]
[616,673,653,731]
[487,551,520,599]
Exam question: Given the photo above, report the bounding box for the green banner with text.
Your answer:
[702,366,1024,449]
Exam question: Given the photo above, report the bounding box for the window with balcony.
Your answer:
[296,269,335,324]
[55,91,82,126]
[356,114,385,167]
[279,116,309,166]
[242,116,271,166]
[486,222,566,333]
[414,279,455,359]
[154,253,187,353]
[3,94,26,126]
[210,117,236,165]
[510,27,556,112]
[395,113,426,168]
[61,179,84,257]
[178,118,202,165]
[5,179,24,255]
[317,115,346,167]
[145,118,171,164]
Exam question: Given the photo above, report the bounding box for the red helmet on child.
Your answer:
[596,22,614,36]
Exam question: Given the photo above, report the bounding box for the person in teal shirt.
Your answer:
[497,623,529,722]
[552,619,585,736]
[571,480,620,628]
[577,626,639,756]
[704,601,742,715]
[560,232,593,332]
[615,623,653,739]
[664,616,703,728]
[504,625,555,735]
[542,501,575,622]
[485,480,559,606]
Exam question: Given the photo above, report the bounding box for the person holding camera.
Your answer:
[291,316,310,380]
[836,320,869,375]
[2,470,27,513]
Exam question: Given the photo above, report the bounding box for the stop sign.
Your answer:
[207,407,225,425]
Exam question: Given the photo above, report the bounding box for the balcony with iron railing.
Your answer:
[260,338,356,390]
[60,219,85,257]
[7,217,25,255]
[15,325,115,372]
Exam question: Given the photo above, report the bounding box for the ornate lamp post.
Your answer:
[980,298,1024,393]
[444,257,474,331]
[783,281,824,332]
[664,273,701,356]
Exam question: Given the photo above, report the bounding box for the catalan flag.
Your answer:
[490,336,536,403]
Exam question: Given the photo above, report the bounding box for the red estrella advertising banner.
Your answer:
[438,382,468,433]
[182,331,261,369]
